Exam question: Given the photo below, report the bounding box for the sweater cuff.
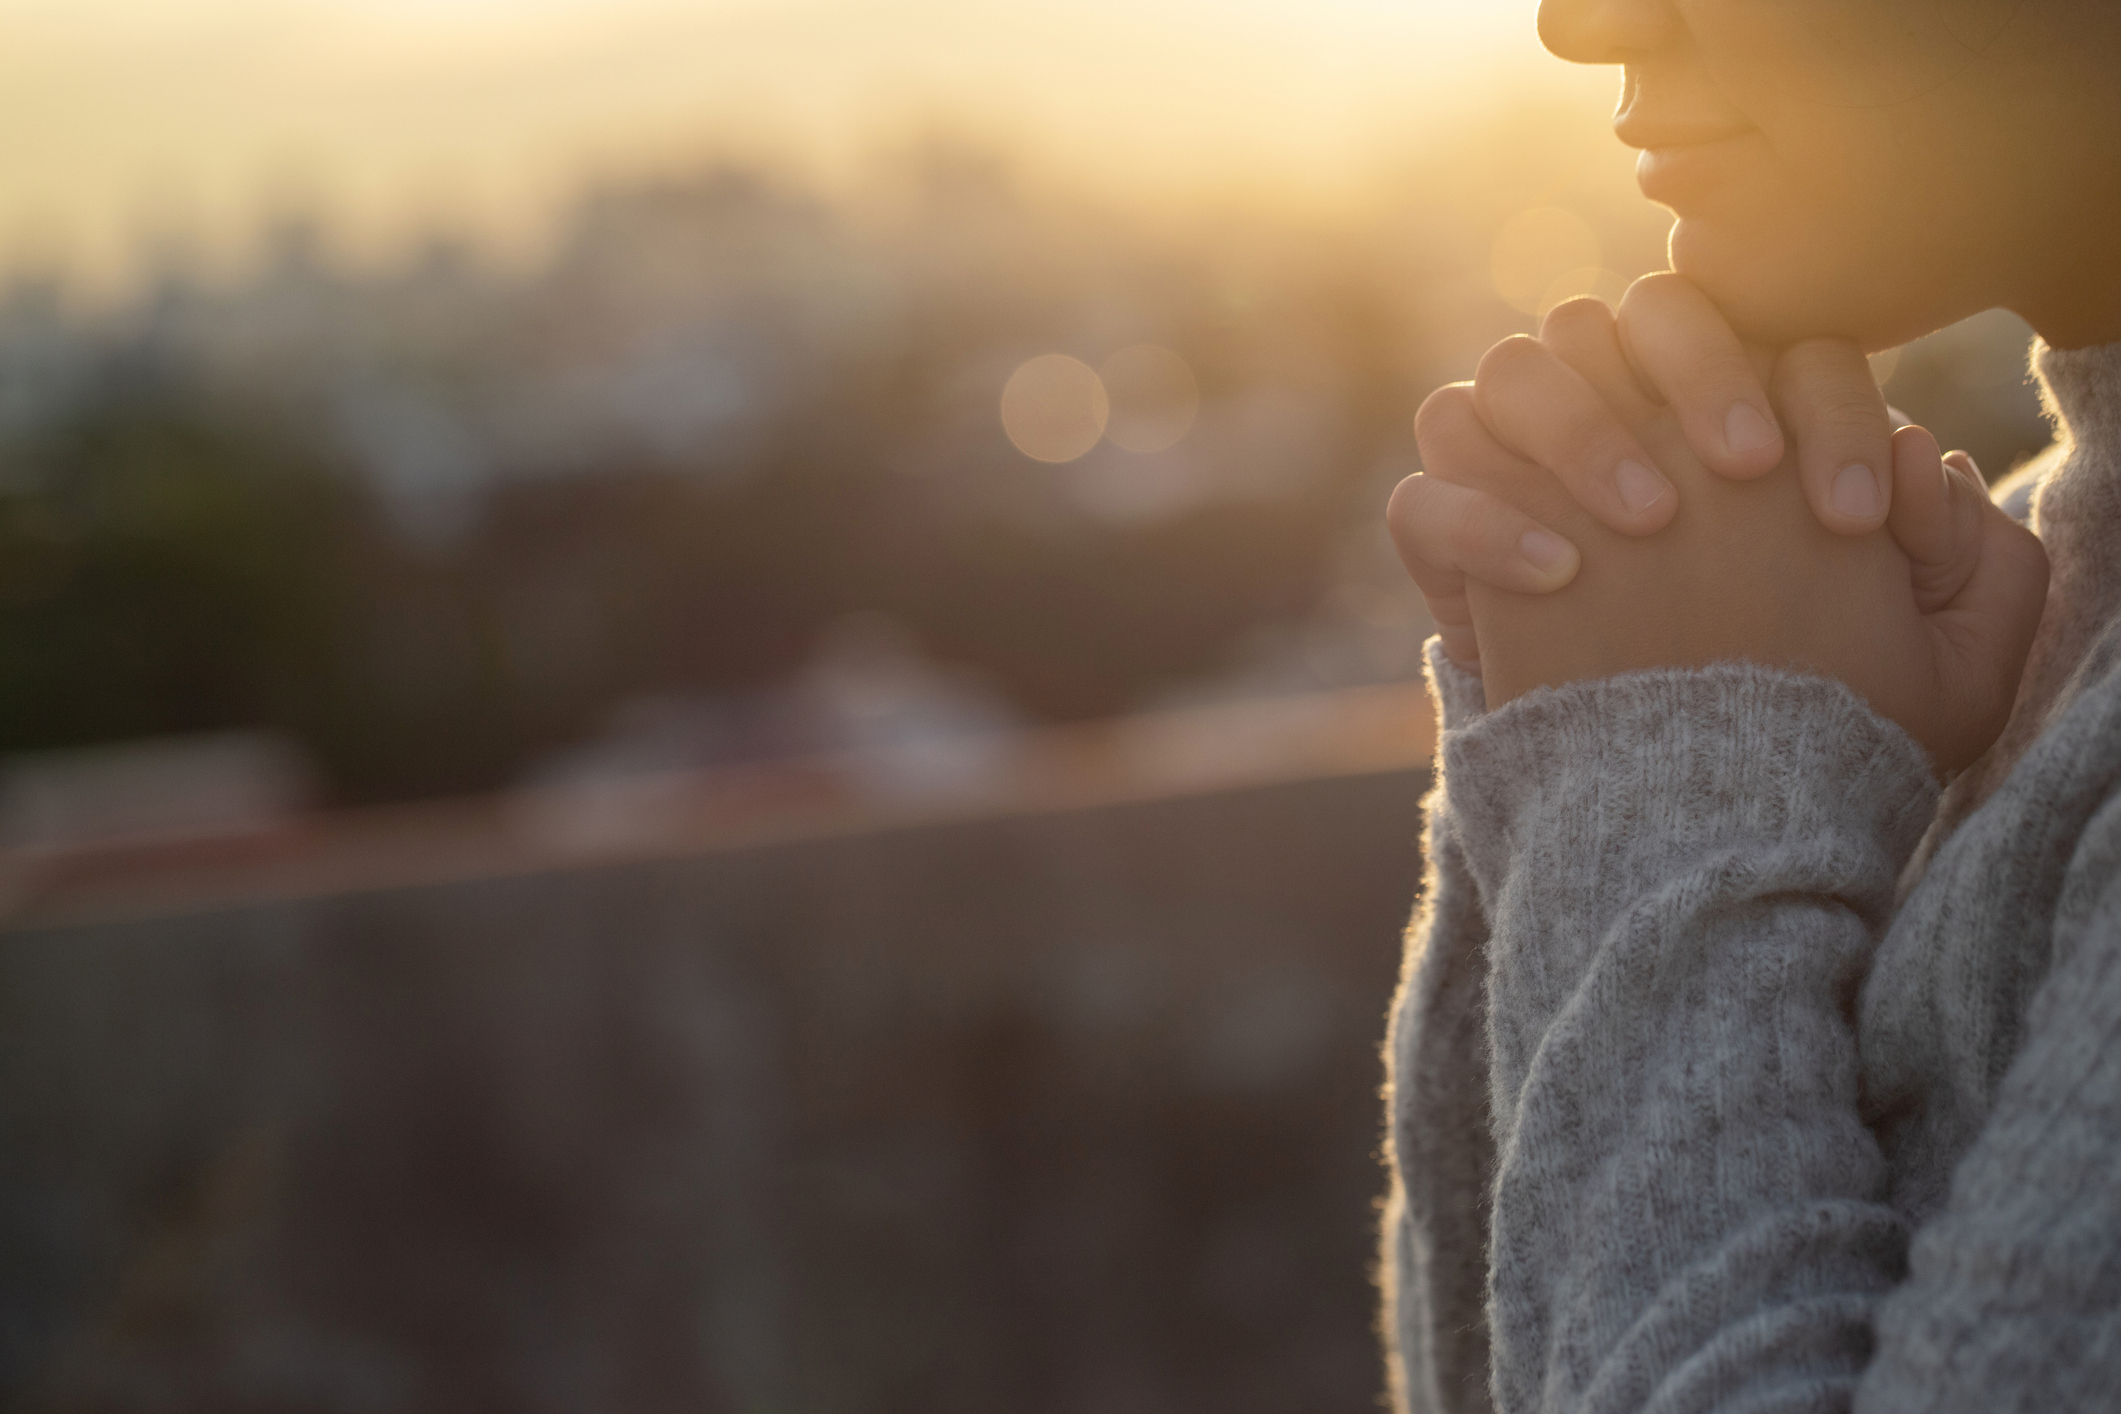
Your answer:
[1442,663,1938,909]
[1423,637,1487,732]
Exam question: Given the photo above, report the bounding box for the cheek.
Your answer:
[1680,0,1991,227]
[1665,0,2039,343]
[1664,113,1945,344]
[1686,0,2022,111]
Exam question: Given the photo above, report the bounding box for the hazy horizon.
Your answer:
[0,0,1617,298]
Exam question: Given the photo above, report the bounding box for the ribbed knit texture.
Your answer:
[1381,338,2121,1412]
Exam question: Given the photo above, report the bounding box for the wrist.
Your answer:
[1444,661,1937,909]
[1425,636,1488,732]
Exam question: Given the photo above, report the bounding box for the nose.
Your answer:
[1537,0,1676,64]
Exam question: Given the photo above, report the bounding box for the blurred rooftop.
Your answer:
[0,681,1437,933]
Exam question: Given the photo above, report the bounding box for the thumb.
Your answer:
[1885,425,1984,615]
[1918,456,2049,771]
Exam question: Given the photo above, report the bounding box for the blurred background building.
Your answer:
[0,0,2057,1409]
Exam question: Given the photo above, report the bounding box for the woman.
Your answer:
[1379,1,2121,1409]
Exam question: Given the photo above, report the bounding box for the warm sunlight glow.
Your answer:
[0,0,1565,294]
[1491,208,1602,317]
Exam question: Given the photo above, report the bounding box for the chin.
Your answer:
[1667,215,1964,353]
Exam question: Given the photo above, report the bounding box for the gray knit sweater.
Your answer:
[1381,338,2121,1414]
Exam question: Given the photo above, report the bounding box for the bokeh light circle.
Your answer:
[1491,208,1601,316]
[1099,344,1199,453]
[1001,354,1109,463]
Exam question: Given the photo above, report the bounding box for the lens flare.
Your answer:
[1001,354,1109,463]
[1491,208,1601,316]
[1100,344,1199,454]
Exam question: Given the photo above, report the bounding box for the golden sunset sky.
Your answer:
[0,0,1614,294]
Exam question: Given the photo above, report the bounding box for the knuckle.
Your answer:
[1424,455,1483,489]
[1539,295,1613,343]
[1384,473,1438,542]
[1444,485,1492,549]
[1618,270,1694,320]
[1454,490,1518,555]
[1390,476,1488,569]
[1806,392,1889,440]
[1687,347,1759,394]
[1780,335,1865,372]
[1474,335,1548,393]
[1775,338,1875,399]
[1413,382,1477,447]
[1549,405,1629,472]
[1616,274,1757,396]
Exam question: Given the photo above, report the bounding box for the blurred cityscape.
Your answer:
[0,73,2063,1413]
[0,117,2053,820]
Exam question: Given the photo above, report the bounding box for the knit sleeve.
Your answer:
[1381,640,1498,1414]
[1380,765,1497,1414]
[1858,796,2121,1413]
[1442,662,1937,1414]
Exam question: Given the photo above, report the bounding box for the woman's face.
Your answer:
[1539,0,2121,349]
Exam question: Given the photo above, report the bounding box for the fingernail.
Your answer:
[1518,528,1576,578]
[1832,462,1882,520]
[1613,458,1670,515]
[1725,402,1779,456]
[1944,450,1982,482]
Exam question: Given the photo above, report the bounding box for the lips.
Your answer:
[1633,133,1766,212]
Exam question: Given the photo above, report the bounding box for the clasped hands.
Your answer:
[1388,274,2049,776]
